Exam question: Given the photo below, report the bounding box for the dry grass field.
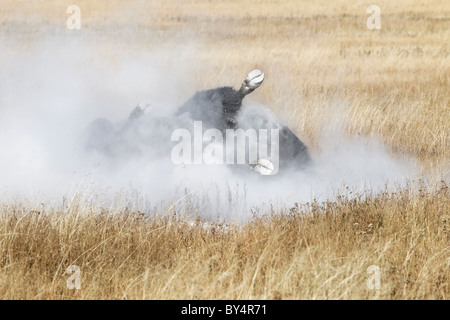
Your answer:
[0,0,449,299]
[0,184,449,299]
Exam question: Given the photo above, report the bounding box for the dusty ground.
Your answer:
[0,0,448,299]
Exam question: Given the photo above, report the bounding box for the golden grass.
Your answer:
[0,183,448,299]
[0,0,449,299]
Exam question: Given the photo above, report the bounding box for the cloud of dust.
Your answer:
[0,37,416,222]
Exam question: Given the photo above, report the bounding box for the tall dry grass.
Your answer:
[0,0,448,299]
[0,183,448,299]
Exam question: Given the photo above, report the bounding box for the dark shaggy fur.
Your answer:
[176,86,245,131]
[84,77,311,174]
[175,86,311,172]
